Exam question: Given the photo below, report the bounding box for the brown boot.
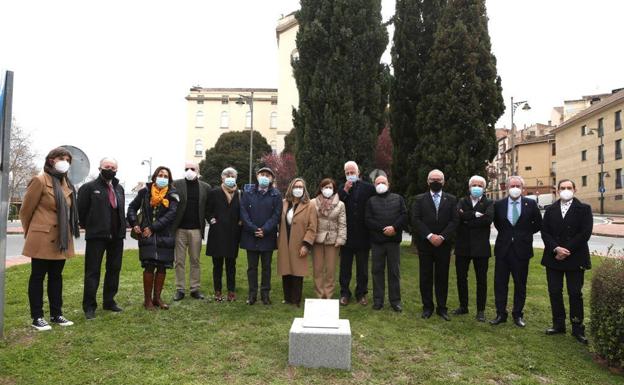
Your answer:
[152,271,169,310]
[143,271,155,310]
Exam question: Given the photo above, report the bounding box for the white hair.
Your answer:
[468,175,486,186]
[344,161,359,172]
[427,169,445,181]
[221,167,237,177]
[507,175,525,186]
[99,157,118,167]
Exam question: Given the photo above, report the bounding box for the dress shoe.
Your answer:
[173,290,185,301]
[572,332,588,345]
[339,296,349,306]
[358,296,368,306]
[246,297,257,305]
[452,307,469,316]
[85,309,96,320]
[489,315,507,325]
[513,317,526,328]
[421,309,433,319]
[103,303,123,312]
[261,296,272,305]
[372,303,383,310]
[476,311,486,322]
[391,304,403,313]
[214,291,224,302]
[545,326,566,335]
[190,290,205,300]
[227,291,236,302]
[437,310,451,321]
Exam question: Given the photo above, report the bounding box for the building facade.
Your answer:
[276,12,299,147]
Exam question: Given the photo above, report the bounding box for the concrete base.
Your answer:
[288,317,351,370]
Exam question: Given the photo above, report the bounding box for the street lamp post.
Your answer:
[237,91,255,184]
[141,157,152,182]
[588,128,608,214]
[510,96,531,175]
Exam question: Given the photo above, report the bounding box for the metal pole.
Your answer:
[510,96,515,175]
[0,71,15,339]
[248,92,254,185]
[600,133,604,215]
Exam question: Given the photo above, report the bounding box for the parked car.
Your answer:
[525,193,554,209]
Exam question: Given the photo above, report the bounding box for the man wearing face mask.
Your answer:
[365,175,407,312]
[491,175,541,328]
[171,162,211,301]
[540,179,592,344]
[412,169,459,321]
[77,157,126,319]
[239,167,282,305]
[453,175,494,322]
[338,161,376,306]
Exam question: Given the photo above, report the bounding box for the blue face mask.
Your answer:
[155,177,169,188]
[470,186,484,198]
[257,176,270,188]
[224,177,236,188]
[346,175,358,183]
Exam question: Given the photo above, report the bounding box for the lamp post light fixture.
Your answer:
[509,96,531,175]
[141,157,152,182]
[236,91,255,184]
[587,128,610,214]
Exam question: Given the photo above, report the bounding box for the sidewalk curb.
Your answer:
[592,232,624,239]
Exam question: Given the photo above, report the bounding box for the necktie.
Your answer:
[108,184,117,209]
[433,193,440,211]
[512,201,519,225]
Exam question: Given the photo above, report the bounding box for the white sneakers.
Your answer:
[31,315,74,331]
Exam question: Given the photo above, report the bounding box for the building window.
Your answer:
[551,143,556,156]
[581,150,587,161]
[616,139,622,160]
[582,175,587,187]
[598,144,604,164]
[220,111,229,128]
[617,168,623,189]
[598,118,604,137]
[291,49,299,63]
[194,139,204,157]
[616,195,623,201]
[581,125,587,136]
[270,112,278,129]
[524,166,532,171]
[245,111,252,129]
[221,95,229,104]
[270,140,278,154]
[599,172,607,189]
[197,100,204,105]
[195,111,204,128]
[616,110,622,131]
[271,96,278,105]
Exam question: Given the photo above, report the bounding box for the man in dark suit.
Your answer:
[171,162,211,301]
[540,179,592,344]
[338,161,376,306]
[78,157,126,319]
[453,175,494,322]
[412,169,459,321]
[490,176,542,327]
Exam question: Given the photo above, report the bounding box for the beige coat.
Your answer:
[19,173,75,260]
[277,199,317,277]
[311,195,347,246]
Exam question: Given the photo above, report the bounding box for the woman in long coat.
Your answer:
[20,147,80,330]
[127,166,179,310]
[206,167,242,302]
[277,177,317,307]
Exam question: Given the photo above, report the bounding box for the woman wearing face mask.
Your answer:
[206,167,242,302]
[310,178,346,299]
[127,166,179,310]
[277,178,318,307]
[20,147,80,331]
[453,175,494,322]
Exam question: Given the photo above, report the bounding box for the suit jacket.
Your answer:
[20,173,76,260]
[172,178,211,238]
[493,197,542,260]
[338,180,376,250]
[77,175,126,240]
[455,195,494,258]
[411,191,459,252]
[540,198,592,271]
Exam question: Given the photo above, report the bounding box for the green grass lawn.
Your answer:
[0,246,621,385]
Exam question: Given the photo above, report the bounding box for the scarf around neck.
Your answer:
[150,184,169,208]
[317,192,339,217]
[44,169,80,252]
[221,183,237,204]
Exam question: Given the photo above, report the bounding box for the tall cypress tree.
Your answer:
[405,0,504,198]
[390,0,444,198]
[293,0,388,188]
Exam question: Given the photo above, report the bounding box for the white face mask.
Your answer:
[560,189,574,201]
[292,188,304,198]
[184,169,197,181]
[376,183,388,194]
[54,160,70,173]
[322,187,334,198]
[508,187,522,199]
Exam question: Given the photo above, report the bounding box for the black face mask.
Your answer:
[101,169,117,181]
[429,181,443,192]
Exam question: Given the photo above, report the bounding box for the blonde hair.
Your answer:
[284,177,310,203]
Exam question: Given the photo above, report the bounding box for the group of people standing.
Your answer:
[20,147,593,345]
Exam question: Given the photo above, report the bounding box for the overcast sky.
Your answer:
[2,0,622,187]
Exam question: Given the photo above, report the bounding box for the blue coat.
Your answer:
[239,185,282,251]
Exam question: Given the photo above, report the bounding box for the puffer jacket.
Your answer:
[311,194,347,246]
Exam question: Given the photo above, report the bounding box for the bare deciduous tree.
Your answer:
[8,119,38,202]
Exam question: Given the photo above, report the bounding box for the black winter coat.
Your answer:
[365,192,408,244]
[206,187,242,259]
[127,184,179,264]
[338,180,376,250]
[455,196,494,258]
[77,176,126,240]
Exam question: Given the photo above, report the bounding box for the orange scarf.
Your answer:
[150,184,169,208]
